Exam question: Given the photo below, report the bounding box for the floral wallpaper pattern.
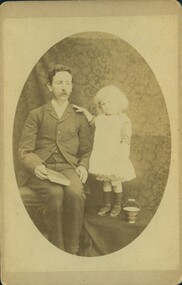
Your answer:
[13,32,171,215]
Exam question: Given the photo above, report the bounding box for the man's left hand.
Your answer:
[76,166,88,184]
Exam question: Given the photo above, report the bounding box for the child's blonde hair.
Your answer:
[94,85,128,114]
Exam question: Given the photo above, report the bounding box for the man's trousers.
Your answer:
[26,164,85,254]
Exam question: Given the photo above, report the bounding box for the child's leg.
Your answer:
[98,181,112,216]
[103,181,112,203]
[112,181,122,206]
[110,181,122,217]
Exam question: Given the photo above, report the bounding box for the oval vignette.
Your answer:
[13,32,171,256]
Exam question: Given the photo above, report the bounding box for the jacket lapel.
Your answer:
[58,102,74,123]
[44,101,74,122]
[44,102,59,120]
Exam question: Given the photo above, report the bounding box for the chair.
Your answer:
[19,187,46,235]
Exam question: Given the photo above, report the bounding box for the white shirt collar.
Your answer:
[51,99,69,119]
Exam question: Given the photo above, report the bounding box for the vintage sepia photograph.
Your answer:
[13,32,171,256]
[1,1,181,285]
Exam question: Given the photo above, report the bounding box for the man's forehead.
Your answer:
[53,71,72,80]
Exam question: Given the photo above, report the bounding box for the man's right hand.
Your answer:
[34,163,48,180]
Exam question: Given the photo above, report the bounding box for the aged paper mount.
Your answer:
[1,1,182,285]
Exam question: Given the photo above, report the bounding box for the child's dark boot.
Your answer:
[98,192,111,216]
[110,192,122,218]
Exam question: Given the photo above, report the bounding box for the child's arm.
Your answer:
[120,118,132,158]
[72,104,95,125]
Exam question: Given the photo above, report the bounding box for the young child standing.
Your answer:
[73,85,136,218]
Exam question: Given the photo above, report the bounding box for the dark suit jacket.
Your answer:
[18,101,93,186]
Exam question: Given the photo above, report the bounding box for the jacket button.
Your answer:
[57,130,61,134]
[54,150,58,153]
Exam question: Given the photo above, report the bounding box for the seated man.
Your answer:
[18,64,93,254]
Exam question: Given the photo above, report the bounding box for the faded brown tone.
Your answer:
[13,32,171,216]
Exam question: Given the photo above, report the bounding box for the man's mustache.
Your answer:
[59,92,67,96]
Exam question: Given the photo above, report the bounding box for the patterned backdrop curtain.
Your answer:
[13,32,171,214]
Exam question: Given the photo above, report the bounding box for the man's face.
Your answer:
[48,71,73,102]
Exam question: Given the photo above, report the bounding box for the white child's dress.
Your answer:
[89,113,136,182]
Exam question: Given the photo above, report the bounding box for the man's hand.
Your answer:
[34,163,48,180]
[76,166,88,184]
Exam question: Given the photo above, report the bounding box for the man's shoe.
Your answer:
[98,204,111,216]
[110,205,121,218]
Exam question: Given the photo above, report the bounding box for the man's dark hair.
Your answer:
[48,64,72,85]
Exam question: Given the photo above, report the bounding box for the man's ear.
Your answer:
[47,83,52,92]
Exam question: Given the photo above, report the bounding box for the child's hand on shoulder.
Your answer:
[72,104,93,123]
[72,104,86,113]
